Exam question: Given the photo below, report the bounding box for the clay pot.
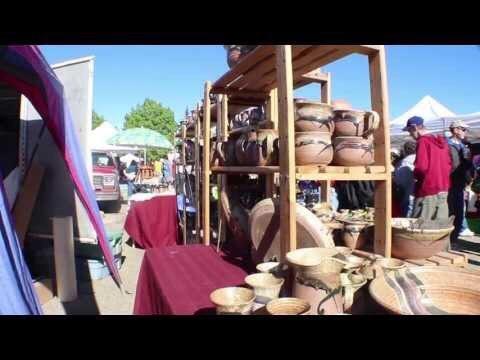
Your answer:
[223,138,237,166]
[295,131,334,166]
[293,279,344,315]
[244,129,279,166]
[333,136,374,166]
[245,273,285,305]
[266,297,311,315]
[369,266,480,315]
[391,218,454,260]
[294,99,334,134]
[342,222,372,250]
[235,131,256,165]
[210,287,255,315]
[333,109,380,137]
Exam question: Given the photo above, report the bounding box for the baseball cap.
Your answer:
[450,120,469,129]
[402,116,424,132]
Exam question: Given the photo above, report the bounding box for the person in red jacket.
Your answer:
[403,116,452,221]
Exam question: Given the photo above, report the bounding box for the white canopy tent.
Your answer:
[390,95,456,136]
[91,121,137,152]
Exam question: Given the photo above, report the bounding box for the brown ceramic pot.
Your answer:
[294,99,334,134]
[391,235,450,260]
[295,131,333,166]
[244,129,279,166]
[342,223,372,250]
[224,137,237,166]
[292,278,344,315]
[235,131,256,165]
[333,109,380,137]
[333,136,374,166]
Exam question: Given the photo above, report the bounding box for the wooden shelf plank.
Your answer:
[296,165,386,174]
[212,45,379,95]
[211,166,280,174]
[296,172,388,181]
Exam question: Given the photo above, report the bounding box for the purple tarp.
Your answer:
[0,45,121,314]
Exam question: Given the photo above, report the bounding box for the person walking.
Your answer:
[403,116,452,221]
[393,140,417,217]
[447,120,475,242]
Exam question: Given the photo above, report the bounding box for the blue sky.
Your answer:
[40,45,480,128]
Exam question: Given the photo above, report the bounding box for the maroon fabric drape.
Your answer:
[133,245,248,315]
[124,195,179,249]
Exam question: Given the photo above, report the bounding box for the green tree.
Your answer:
[123,98,176,161]
[92,110,106,129]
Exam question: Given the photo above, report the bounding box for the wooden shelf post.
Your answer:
[194,104,201,243]
[217,94,227,248]
[202,82,212,246]
[321,72,331,105]
[276,45,297,259]
[265,88,278,198]
[369,46,392,257]
[181,122,187,245]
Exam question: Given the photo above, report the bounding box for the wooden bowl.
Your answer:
[266,297,311,315]
[369,266,480,315]
[210,287,255,315]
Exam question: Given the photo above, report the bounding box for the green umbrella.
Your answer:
[107,127,173,162]
[108,127,173,149]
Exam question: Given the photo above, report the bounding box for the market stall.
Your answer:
[135,45,480,316]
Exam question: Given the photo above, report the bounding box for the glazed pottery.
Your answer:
[295,131,334,166]
[333,136,374,166]
[369,266,480,315]
[342,222,372,250]
[234,131,256,165]
[245,273,285,304]
[249,198,335,264]
[333,109,380,137]
[266,297,311,315]
[293,279,344,315]
[294,99,334,134]
[256,262,281,273]
[210,287,255,315]
[286,247,345,283]
[244,128,279,166]
[391,218,454,260]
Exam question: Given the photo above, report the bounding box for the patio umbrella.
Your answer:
[107,127,173,162]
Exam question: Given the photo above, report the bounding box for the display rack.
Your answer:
[200,45,392,259]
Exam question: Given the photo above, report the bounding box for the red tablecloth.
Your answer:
[124,195,179,249]
[133,245,248,315]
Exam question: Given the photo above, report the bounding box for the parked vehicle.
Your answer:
[92,151,121,213]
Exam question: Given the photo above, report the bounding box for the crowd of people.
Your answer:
[117,154,176,197]
[392,116,477,246]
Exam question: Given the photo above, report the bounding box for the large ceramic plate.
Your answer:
[249,198,334,264]
[369,266,480,315]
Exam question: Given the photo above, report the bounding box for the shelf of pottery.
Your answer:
[199,45,393,259]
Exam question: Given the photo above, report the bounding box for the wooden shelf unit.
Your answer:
[200,45,392,259]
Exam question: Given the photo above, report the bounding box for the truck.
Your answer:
[92,150,121,212]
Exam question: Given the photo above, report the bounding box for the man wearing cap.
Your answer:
[448,120,475,241]
[403,116,452,221]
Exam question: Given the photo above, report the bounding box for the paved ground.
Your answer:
[42,204,144,315]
